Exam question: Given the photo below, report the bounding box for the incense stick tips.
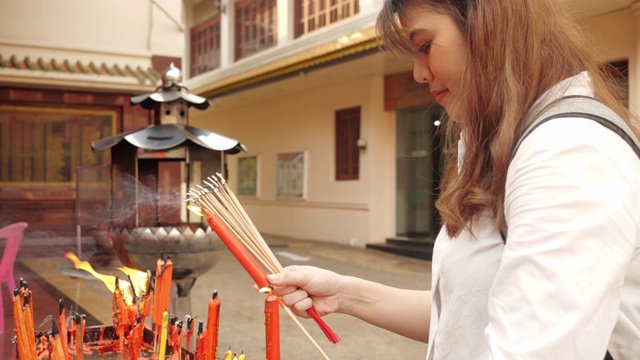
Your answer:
[187,190,200,201]
[215,172,226,184]
[196,184,210,194]
[203,179,216,189]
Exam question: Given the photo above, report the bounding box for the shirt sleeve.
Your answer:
[485,117,640,359]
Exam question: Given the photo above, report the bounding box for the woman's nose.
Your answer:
[413,59,432,84]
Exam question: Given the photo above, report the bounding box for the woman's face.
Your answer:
[399,6,467,120]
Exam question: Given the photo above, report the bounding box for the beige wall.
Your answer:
[190,74,395,245]
[0,0,183,68]
[582,8,638,113]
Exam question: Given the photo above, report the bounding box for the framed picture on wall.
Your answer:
[237,155,259,197]
[276,150,306,199]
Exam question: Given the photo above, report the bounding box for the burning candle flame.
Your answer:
[117,266,149,295]
[188,205,204,217]
[65,253,148,304]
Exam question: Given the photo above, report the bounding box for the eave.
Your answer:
[191,26,382,99]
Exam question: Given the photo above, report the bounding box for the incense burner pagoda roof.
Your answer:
[130,88,210,110]
[91,124,247,154]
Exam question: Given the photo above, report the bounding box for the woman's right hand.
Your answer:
[268,265,345,318]
[269,264,431,343]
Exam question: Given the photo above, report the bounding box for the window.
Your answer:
[294,0,360,38]
[0,105,114,186]
[335,107,360,180]
[190,16,222,77]
[235,0,277,60]
[603,60,629,107]
[276,151,306,199]
[237,155,259,197]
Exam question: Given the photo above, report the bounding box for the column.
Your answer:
[277,0,291,45]
[220,0,233,67]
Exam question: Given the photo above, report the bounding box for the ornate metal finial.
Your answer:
[161,63,183,90]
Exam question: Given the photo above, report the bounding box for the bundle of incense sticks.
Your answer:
[188,174,340,357]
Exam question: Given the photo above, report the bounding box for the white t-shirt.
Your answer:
[426,72,640,359]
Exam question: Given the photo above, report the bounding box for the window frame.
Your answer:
[335,106,361,181]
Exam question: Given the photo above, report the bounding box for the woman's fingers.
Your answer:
[280,288,310,307]
[268,266,309,286]
[290,297,313,318]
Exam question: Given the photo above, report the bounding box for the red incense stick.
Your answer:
[192,183,335,359]
[204,209,340,344]
[205,210,270,288]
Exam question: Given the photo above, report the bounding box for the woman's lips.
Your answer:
[433,89,448,103]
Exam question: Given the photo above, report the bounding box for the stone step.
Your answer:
[366,236,434,261]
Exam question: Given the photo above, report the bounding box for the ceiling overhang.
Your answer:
[192,26,382,99]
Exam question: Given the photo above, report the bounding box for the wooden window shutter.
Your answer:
[335,107,360,180]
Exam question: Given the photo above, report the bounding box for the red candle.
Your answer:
[12,289,29,360]
[265,292,281,360]
[75,314,84,360]
[58,299,69,359]
[22,292,38,360]
[153,257,173,351]
[152,258,165,330]
[51,321,65,360]
[205,210,269,289]
[205,290,220,360]
[185,315,195,353]
[161,259,174,325]
[113,277,128,351]
[194,321,206,360]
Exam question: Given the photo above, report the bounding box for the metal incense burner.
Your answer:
[92,64,246,297]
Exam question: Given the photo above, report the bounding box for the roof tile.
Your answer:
[0,54,160,85]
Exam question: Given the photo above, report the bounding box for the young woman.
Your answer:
[268,1,640,358]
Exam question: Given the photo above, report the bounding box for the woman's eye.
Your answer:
[418,42,431,54]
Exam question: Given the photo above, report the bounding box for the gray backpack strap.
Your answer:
[502,95,640,243]
[512,95,640,161]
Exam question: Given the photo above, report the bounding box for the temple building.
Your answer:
[0,0,636,259]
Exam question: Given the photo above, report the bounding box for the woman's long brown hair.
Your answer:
[377,0,637,237]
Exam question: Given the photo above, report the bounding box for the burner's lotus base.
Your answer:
[108,225,224,296]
